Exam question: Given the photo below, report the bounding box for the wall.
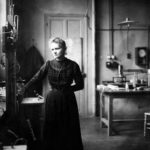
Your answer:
[16,0,95,117]
[18,0,88,56]
[96,0,150,117]
[96,0,150,82]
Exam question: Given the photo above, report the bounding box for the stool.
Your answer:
[144,112,150,137]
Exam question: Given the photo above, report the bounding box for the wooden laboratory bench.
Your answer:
[97,86,150,136]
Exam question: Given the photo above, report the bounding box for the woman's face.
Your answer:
[50,42,65,60]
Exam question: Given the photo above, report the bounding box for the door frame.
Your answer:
[44,13,95,117]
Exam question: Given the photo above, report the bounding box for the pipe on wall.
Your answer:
[108,0,114,56]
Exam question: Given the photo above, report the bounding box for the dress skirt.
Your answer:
[43,89,83,150]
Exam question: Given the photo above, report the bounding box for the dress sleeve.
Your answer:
[71,63,84,92]
[25,61,49,90]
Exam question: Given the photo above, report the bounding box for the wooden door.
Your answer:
[44,14,87,115]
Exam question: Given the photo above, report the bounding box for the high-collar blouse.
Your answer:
[25,58,84,92]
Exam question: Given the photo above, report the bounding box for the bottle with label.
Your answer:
[132,72,138,88]
[125,82,129,90]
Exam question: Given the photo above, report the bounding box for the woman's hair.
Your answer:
[51,37,67,51]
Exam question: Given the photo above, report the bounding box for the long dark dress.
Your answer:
[25,58,84,150]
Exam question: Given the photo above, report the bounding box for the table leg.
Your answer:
[100,93,104,128]
[108,96,113,136]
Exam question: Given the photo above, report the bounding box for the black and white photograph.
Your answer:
[0,0,150,150]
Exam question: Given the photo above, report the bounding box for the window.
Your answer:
[0,0,6,28]
[0,0,6,52]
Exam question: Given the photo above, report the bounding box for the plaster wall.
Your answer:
[18,0,88,56]
[96,0,150,117]
[17,0,94,116]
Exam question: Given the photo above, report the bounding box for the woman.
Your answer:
[22,37,84,150]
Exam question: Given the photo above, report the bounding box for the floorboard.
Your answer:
[80,117,150,150]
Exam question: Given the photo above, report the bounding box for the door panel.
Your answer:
[50,20,64,37]
[65,38,83,109]
[66,38,82,68]
[45,15,87,115]
[67,20,81,37]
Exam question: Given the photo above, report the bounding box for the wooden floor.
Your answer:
[80,117,150,150]
[1,115,150,150]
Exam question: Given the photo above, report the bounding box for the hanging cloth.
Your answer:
[19,46,44,96]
